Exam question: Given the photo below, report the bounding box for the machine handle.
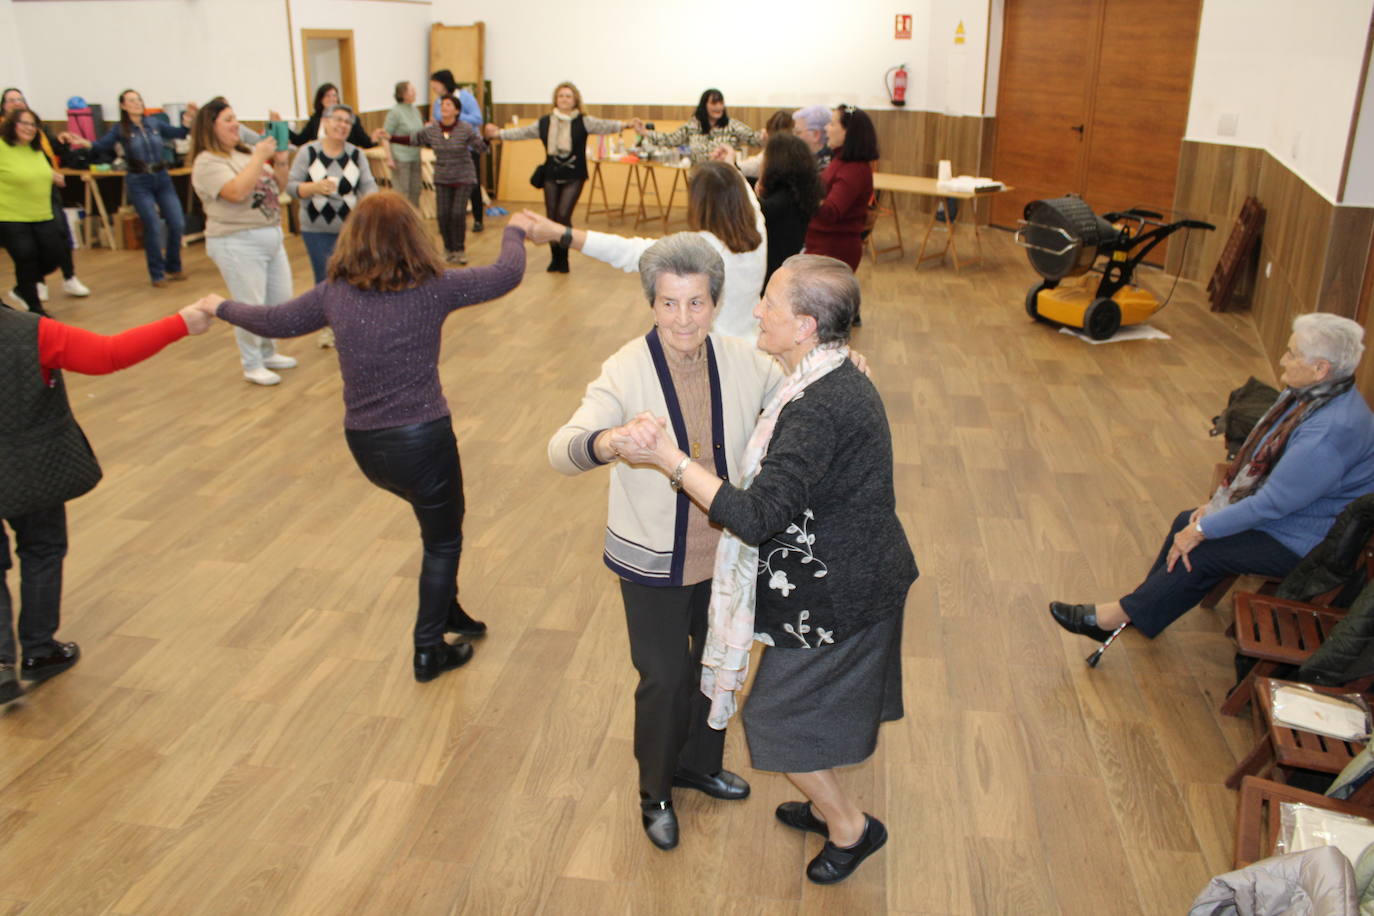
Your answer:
[1013,220,1079,256]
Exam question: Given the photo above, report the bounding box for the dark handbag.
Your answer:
[529,164,547,189]
[1210,376,1281,458]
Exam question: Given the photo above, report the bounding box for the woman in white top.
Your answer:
[525,161,766,339]
[190,97,297,386]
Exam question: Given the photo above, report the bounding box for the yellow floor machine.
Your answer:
[1015,195,1213,340]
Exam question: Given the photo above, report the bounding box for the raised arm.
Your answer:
[214,285,330,338]
[37,306,211,376]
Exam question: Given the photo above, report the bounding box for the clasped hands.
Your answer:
[177,294,226,336]
[605,412,679,472]
[1166,504,1209,573]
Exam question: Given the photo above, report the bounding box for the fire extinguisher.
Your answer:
[885,65,908,107]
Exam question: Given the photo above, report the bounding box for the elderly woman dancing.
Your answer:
[1051,313,1374,649]
[614,254,917,884]
[549,233,785,851]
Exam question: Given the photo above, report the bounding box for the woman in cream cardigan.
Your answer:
[549,233,782,852]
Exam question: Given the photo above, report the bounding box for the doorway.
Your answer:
[301,29,358,117]
[990,0,1202,239]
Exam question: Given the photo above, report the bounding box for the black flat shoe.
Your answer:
[0,664,23,706]
[672,768,750,800]
[413,641,473,682]
[472,221,484,233]
[776,801,829,836]
[1048,602,1115,641]
[806,815,887,884]
[445,601,487,638]
[21,642,80,683]
[641,799,679,850]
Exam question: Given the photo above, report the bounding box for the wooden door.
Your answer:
[990,0,1100,227]
[1081,0,1201,218]
[429,23,484,109]
[992,0,1200,233]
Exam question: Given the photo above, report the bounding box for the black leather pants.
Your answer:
[345,417,464,647]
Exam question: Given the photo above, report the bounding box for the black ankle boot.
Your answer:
[556,244,570,273]
[445,601,487,638]
[413,641,473,682]
[547,243,562,272]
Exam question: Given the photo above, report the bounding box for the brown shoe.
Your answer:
[168,272,189,281]
[151,278,169,288]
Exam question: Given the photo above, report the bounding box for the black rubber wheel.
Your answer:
[1084,297,1122,341]
[1025,282,1050,322]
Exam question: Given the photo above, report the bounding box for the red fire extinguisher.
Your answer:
[886,65,908,107]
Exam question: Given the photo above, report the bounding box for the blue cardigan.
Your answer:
[1202,386,1374,556]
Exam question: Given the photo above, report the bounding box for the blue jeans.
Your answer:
[205,226,292,371]
[126,170,184,282]
[301,231,339,285]
[1120,509,1302,637]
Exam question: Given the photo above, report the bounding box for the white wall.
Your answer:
[1342,49,1374,206]
[1187,0,1374,201]
[7,0,431,122]
[434,0,991,115]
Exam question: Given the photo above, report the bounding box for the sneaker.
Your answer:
[62,276,91,297]
[37,281,49,301]
[262,354,298,370]
[243,367,282,386]
[317,328,336,349]
[4,289,29,311]
[445,251,459,263]
[455,250,468,265]
[0,664,22,706]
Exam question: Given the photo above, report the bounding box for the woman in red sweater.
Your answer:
[1,301,212,705]
[804,106,879,274]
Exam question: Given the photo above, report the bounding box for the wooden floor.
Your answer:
[0,211,1275,915]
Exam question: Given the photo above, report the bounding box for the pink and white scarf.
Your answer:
[701,341,850,729]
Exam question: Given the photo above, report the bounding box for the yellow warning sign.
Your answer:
[955,20,966,45]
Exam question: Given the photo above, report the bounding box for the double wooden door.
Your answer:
[991,0,1202,233]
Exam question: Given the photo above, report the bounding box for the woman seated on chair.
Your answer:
[1050,313,1374,644]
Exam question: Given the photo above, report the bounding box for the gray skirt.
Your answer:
[742,609,904,773]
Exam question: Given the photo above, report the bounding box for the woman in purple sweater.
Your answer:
[200,192,534,682]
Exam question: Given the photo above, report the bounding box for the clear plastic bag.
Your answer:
[1278,801,1374,865]
[1270,681,1372,741]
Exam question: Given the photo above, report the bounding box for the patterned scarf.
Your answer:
[546,109,579,157]
[1211,374,1355,509]
[700,342,849,729]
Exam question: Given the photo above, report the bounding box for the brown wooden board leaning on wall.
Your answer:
[1209,196,1266,312]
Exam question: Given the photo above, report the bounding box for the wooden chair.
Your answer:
[1234,775,1374,868]
[1221,594,1351,716]
[1225,678,1374,804]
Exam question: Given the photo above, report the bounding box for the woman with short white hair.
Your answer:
[1050,312,1374,648]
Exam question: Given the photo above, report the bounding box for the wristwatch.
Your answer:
[1194,521,1206,537]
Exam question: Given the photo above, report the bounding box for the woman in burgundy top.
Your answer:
[202,193,534,683]
[804,106,879,274]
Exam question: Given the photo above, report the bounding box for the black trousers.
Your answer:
[620,578,727,801]
[49,186,75,280]
[0,504,68,664]
[1120,508,1302,638]
[434,183,471,255]
[0,218,64,314]
[543,178,584,269]
[345,418,464,647]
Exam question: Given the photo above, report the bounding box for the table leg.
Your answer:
[85,175,118,251]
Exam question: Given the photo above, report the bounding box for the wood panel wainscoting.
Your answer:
[1169,140,1374,402]
[490,102,993,227]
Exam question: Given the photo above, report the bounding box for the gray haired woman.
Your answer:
[549,233,784,851]
[1051,311,1374,648]
[615,253,917,884]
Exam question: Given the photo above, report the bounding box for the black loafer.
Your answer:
[776,801,829,837]
[0,664,23,706]
[445,601,487,638]
[806,815,888,884]
[641,799,679,850]
[672,768,750,800]
[413,641,473,682]
[472,222,484,233]
[21,642,80,683]
[1048,602,1115,642]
